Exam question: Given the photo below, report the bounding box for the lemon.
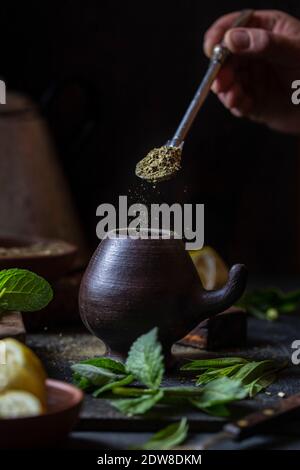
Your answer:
[0,338,47,407]
[0,390,43,418]
[189,246,229,290]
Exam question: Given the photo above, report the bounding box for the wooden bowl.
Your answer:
[0,379,83,448]
[0,234,78,280]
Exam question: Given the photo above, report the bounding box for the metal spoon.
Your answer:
[136,9,253,183]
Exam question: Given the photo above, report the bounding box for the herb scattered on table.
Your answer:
[181,357,285,398]
[0,268,53,314]
[71,329,286,450]
[236,287,300,321]
[71,327,248,418]
[131,418,188,450]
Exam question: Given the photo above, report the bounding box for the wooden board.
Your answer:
[27,315,300,432]
[0,311,26,342]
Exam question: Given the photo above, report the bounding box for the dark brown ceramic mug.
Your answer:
[79,229,247,362]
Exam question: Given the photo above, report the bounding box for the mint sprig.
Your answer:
[182,357,284,398]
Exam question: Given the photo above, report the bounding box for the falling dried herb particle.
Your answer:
[135,145,182,183]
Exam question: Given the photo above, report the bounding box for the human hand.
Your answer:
[204,10,300,134]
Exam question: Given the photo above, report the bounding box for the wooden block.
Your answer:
[176,306,247,351]
[0,311,26,342]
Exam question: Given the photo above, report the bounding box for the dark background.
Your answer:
[1,0,300,275]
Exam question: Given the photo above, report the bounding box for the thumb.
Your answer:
[224,27,300,66]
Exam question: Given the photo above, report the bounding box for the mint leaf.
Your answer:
[125,327,164,389]
[71,363,125,387]
[233,360,273,384]
[72,373,92,391]
[181,357,248,371]
[133,419,188,450]
[191,377,247,411]
[195,364,245,385]
[244,371,277,398]
[72,357,128,391]
[110,389,164,416]
[93,375,134,397]
[0,268,53,312]
[189,357,281,399]
[79,357,126,374]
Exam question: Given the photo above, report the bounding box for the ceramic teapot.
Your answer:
[79,229,247,362]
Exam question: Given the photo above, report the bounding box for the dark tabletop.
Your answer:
[26,305,300,450]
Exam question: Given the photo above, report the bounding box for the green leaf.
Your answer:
[133,419,188,450]
[188,357,281,400]
[0,268,53,312]
[244,372,277,398]
[72,373,92,390]
[93,375,134,397]
[72,357,127,391]
[125,327,164,389]
[191,377,247,409]
[181,357,248,371]
[79,357,126,374]
[71,363,125,387]
[196,364,245,385]
[233,360,273,385]
[110,389,164,416]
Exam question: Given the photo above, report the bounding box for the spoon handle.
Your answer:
[169,9,253,148]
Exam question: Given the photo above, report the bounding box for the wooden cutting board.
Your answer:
[0,311,26,342]
[27,315,300,432]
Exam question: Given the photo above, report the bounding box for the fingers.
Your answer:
[211,64,235,93]
[204,12,240,56]
[224,27,300,65]
[210,60,252,116]
[218,83,252,116]
[203,10,282,57]
[212,72,253,117]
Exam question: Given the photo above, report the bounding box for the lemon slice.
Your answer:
[0,390,43,418]
[0,339,47,406]
[189,246,229,290]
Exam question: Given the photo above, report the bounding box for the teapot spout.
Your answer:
[198,264,247,316]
